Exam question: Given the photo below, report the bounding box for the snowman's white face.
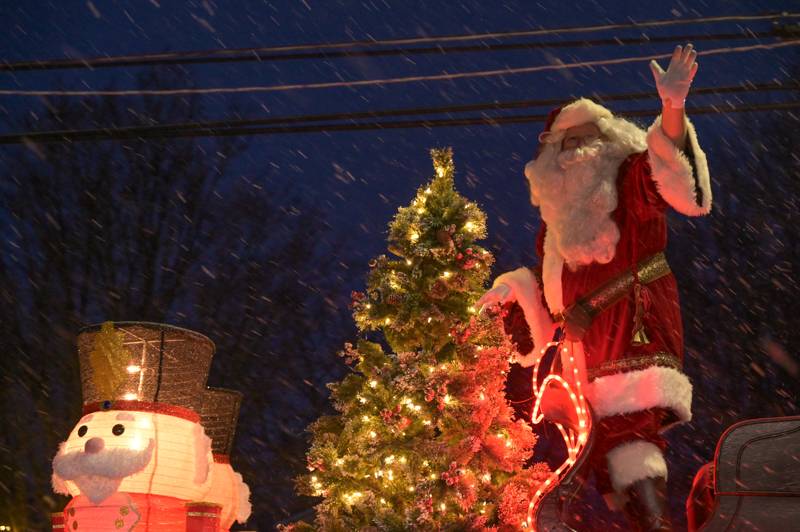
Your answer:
[65,411,156,453]
[53,409,212,504]
[53,411,156,503]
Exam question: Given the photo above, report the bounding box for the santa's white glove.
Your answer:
[476,283,513,314]
[649,43,698,109]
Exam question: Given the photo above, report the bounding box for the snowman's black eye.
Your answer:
[77,425,88,437]
[112,424,125,436]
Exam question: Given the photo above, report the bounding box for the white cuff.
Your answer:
[646,114,712,216]
[493,267,556,367]
[607,440,668,493]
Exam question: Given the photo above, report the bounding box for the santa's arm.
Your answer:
[661,105,687,151]
[646,43,711,216]
[481,267,557,366]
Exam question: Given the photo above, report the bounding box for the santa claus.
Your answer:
[478,44,711,530]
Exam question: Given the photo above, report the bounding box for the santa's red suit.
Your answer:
[495,98,712,498]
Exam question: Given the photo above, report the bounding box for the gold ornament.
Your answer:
[89,322,130,399]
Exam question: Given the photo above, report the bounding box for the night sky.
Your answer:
[2,1,799,530]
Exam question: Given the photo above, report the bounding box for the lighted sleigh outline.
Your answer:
[524,334,593,531]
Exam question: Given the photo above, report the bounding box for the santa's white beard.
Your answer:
[53,439,154,504]
[530,139,625,269]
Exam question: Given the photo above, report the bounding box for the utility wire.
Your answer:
[1,40,798,97]
[7,81,793,139]
[2,12,797,72]
[0,31,779,71]
[2,102,797,144]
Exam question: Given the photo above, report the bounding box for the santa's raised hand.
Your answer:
[649,43,698,109]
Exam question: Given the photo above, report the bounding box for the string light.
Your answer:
[526,340,591,529]
[369,380,378,388]
[126,365,141,373]
[410,231,419,242]
[424,187,432,194]
[441,271,451,279]
[464,221,475,231]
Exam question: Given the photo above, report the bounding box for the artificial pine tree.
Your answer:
[292,149,550,531]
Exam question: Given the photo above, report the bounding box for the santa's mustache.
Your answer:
[53,438,155,480]
[557,138,607,169]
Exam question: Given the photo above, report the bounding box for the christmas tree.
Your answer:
[292,148,549,531]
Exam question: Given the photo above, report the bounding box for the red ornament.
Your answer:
[396,416,411,431]
[307,456,325,472]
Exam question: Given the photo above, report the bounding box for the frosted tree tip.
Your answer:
[430,147,455,180]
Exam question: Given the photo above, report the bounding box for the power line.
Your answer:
[1,40,798,97]
[2,12,797,72]
[0,31,778,72]
[7,81,793,141]
[2,102,797,145]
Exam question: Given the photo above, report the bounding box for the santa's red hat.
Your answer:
[536,98,613,155]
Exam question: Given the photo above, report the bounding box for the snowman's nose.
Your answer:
[84,437,105,454]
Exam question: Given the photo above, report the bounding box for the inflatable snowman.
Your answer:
[51,322,229,531]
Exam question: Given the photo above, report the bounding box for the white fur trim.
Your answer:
[235,471,253,523]
[492,267,556,367]
[550,98,614,134]
[606,440,668,492]
[586,365,692,425]
[541,229,564,314]
[51,471,69,496]
[646,114,712,216]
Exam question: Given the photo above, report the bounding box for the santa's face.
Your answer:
[53,411,156,504]
[559,123,604,152]
[526,121,629,268]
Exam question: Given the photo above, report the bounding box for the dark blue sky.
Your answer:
[3,1,798,278]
